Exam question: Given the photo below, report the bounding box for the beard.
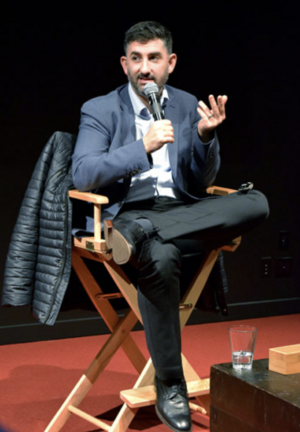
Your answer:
[127,67,170,99]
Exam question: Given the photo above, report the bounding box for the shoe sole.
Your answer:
[103,220,132,265]
[155,405,192,432]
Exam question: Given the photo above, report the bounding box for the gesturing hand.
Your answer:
[197,95,228,142]
[143,120,174,154]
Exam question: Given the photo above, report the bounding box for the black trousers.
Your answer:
[115,190,269,380]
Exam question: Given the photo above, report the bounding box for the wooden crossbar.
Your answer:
[68,406,111,431]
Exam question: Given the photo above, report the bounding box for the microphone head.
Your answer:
[143,82,159,96]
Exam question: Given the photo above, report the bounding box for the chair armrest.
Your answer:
[206,185,237,196]
[69,189,109,247]
[69,189,109,204]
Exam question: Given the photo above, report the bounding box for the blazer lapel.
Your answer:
[164,88,179,178]
[119,85,136,146]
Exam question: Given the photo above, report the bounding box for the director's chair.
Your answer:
[45,185,241,432]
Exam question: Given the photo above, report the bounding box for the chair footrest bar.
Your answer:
[68,405,111,431]
[189,402,207,415]
[120,378,210,408]
[96,293,124,300]
[179,303,193,310]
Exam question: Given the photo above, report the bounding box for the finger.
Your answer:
[162,126,174,135]
[154,119,172,128]
[197,106,206,117]
[197,106,210,120]
[159,127,174,138]
[153,120,173,129]
[152,121,173,132]
[197,107,215,123]
[162,133,174,143]
[198,100,213,118]
[161,119,172,126]
[162,128,174,136]
[217,95,228,117]
[208,95,221,119]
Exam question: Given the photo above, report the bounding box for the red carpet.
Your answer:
[0,314,299,432]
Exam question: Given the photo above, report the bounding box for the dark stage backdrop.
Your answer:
[1,3,299,344]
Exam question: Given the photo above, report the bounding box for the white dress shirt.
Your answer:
[125,83,181,203]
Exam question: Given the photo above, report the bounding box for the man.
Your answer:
[72,21,269,432]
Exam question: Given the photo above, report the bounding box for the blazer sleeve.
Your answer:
[72,99,151,191]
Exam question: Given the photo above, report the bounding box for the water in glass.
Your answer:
[232,350,253,370]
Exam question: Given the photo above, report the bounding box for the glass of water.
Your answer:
[228,325,257,370]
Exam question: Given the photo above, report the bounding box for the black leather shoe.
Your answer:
[104,219,158,265]
[155,376,192,432]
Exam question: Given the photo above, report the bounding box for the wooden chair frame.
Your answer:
[45,186,240,432]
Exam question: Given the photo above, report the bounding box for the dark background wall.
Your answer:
[1,2,299,344]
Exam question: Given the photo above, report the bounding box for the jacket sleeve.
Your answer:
[72,99,151,192]
[2,133,58,307]
[2,132,75,327]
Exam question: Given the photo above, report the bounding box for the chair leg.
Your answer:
[44,309,139,432]
[103,260,142,323]
[72,250,147,373]
[182,354,202,382]
[180,249,220,328]
[195,394,211,416]
[182,353,210,421]
[109,403,139,432]
[110,358,155,432]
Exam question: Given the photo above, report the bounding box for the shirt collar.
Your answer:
[128,83,169,120]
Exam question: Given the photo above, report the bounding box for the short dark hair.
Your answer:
[123,21,173,54]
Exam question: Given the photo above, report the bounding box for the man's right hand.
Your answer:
[143,120,174,154]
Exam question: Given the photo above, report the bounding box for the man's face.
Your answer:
[120,38,177,103]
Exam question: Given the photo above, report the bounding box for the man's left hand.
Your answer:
[197,95,228,143]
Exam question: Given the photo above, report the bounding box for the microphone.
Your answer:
[143,83,164,121]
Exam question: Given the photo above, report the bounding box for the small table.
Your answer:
[210,359,300,432]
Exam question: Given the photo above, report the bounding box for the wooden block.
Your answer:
[206,185,236,195]
[73,236,108,252]
[269,344,300,375]
[120,378,210,408]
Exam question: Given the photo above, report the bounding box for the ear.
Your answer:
[168,53,177,74]
[120,56,128,75]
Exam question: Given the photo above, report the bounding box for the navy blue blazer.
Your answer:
[72,84,221,222]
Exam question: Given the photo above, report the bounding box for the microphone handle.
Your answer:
[148,93,164,121]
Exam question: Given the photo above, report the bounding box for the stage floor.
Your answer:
[0,314,300,432]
